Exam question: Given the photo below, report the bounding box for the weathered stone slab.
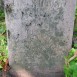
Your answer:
[4,0,76,77]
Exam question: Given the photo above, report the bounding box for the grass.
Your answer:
[0,9,8,69]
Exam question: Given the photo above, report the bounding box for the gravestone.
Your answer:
[4,0,76,77]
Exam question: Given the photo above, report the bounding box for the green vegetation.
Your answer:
[64,48,77,77]
[74,6,77,37]
[0,9,8,69]
[0,9,5,22]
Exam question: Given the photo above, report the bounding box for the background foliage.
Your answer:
[64,48,77,77]
[74,6,77,37]
[0,6,8,69]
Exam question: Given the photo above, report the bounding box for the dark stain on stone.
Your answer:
[35,14,37,17]
[43,14,46,17]
[64,0,66,6]
[37,22,43,27]
[5,4,12,13]
[47,14,49,17]
[22,11,24,17]
[30,13,32,15]
[16,34,20,39]
[29,12,33,17]
[7,30,11,39]
[26,23,32,26]
[17,34,19,36]
[43,13,50,17]
[63,40,66,43]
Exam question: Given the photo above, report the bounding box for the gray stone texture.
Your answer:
[4,0,76,77]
